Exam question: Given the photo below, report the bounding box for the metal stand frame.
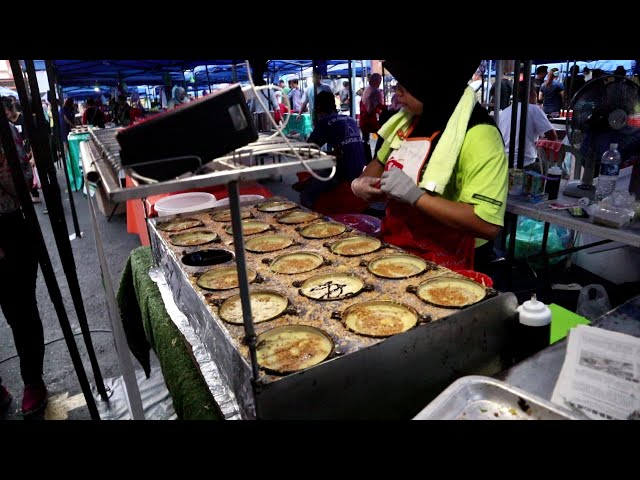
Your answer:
[0,85,101,420]
[11,60,109,403]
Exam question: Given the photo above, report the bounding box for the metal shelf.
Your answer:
[85,128,336,203]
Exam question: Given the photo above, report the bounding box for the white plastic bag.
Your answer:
[576,284,611,321]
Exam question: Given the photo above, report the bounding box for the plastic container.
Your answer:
[513,294,552,363]
[211,195,265,208]
[154,192,217,217]
[595,143,622,201]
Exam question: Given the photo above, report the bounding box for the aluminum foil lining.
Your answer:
[92,367,178,420]
[150,224,255,419]
[149,267,243,420]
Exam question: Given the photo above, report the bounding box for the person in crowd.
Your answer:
[583,66,592,82]
[339,80,351,113]
[167,86,190,110]
[287,78,303,112]
[539,68,565,116]
[0,122,48,417]
[279,79,289,96]
[354,87,363,119]
[81,97,106,128]
[350,59,508,272]
[374,86,402,157]
[299,90,367,214]
[128,91,145,124]
[489,73,513,112]
[359,72,385,163]
[498,80,558,169]
[613,65,627,77]
[564,65,586,107]
[591,68,605,80]
[533,65,548,101]
[2,96,40,204]
[248,80,279,114]
[297,72,332,123]
[115,94,132,126]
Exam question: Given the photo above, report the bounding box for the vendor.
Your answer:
[299,90,368,214]
[351,59,508,271]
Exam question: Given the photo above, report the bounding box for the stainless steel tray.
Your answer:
[413,375,580,420]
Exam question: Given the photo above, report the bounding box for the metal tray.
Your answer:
[412,375,580,420]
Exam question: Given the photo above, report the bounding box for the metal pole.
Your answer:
[207,65,213,92]
[44,63,64,170]
[485,59,492,105]
[227,181,261,384]
[44,60,82,238]
[0,87,101,420]
[507,59,520,169]
[347,60,353,119]
[516,60,532,170]
[19,60,109,400]
[83,157,145,419]
[493,60,503,125]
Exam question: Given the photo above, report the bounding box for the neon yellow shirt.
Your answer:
[378,118,508,247]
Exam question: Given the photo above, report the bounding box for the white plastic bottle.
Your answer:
[513,294,552,363]
[595,143,622,201]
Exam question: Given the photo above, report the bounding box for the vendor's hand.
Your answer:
[351,176,385,203]
[380,168,425,205]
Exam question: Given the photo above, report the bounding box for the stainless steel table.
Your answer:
[503,179,640,297]
[497,294,640,400]
[506,189,640,249]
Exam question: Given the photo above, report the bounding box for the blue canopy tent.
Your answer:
[0,85,19,97]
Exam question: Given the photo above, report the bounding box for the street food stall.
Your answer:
[80,94,520,419]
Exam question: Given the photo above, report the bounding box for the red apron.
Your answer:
[380,125,476,270]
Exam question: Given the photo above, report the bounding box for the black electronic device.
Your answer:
[564,76,640,199]
[116,84,258,181]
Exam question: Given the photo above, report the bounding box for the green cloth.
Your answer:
[67,132,89,191]
[549,303,591,344]
[421,85,478,193]
[117,246,223,420]
[282,113,313,139]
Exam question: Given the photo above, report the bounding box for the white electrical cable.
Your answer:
[244,60,336,182]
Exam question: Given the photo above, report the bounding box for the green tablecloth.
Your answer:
[67,132,89,191]
[117,246,222,420]
[282,113,313,139]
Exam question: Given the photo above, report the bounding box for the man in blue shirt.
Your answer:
[300,90,367,209]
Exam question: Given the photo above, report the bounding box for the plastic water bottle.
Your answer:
[596,143,622,201]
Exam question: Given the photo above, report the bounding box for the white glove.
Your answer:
[351,176,384,203]
[380,168,424,205]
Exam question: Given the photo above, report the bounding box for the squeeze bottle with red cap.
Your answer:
[513,294,552,363]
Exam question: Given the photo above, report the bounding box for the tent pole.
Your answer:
[507,59,520,169]
[516,60,533,171]
[207,65,213,92]
[493,60,503,125]
[349,60,355,119]
[32,60,110,401]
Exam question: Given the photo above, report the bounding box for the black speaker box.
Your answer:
[116,84,258,181]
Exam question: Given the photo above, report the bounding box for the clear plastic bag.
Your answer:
[590,191,636,228]
[576,284,611,321]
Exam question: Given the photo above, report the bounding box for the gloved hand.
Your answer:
[380,168,424,205]
[351,176,385,203]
